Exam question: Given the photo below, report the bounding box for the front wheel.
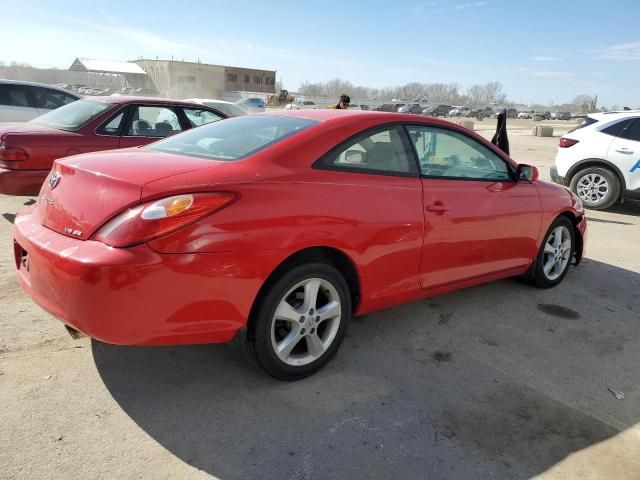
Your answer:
[569,167,620,210]
[248,263,351,380]
[531,217,575,288]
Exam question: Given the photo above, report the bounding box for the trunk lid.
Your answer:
[0,122,69,136]
[36,149,228,239]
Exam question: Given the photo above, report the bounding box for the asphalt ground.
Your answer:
[1,126,639,480]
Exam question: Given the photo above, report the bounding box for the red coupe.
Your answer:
[0,96,226,195]
[13,110,586,380]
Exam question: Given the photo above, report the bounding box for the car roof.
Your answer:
[588,110,640,122]
[259,109,471,127]
[0,78,79,96]
[184,98,234,105]
[85,96,206,106]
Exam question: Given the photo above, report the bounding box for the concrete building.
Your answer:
[133,59,276,100]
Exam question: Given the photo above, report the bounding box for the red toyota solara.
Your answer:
[13,110,586,380]
[0,96,226,195]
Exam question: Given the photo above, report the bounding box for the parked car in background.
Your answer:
[0,80,80,122]
[551,110,640,209]
[422,104,452,117]
[378,103,405,112]
[491,108,517,119]
[469,107,494,120]
[14,110,586,380]
[449,106,472,117]
[236,97,265,113]
[397,103,424,114]
[184,98,247,117]
[518,111,532,119]
[551,112,571,120]
[284,100,318,110]
[0,97,226,195]
[533,111,551,121]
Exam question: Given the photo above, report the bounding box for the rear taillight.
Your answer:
[91,193,237,247]
[559,138,579,148]
[0,139,29,161]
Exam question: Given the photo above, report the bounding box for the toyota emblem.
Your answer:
[48,172,61,189]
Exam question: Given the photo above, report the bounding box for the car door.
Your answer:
[406,124,542,290]
[0,83,39,121]
[605,118,640,191]
[314,125,424,308]
[119,104,184,149]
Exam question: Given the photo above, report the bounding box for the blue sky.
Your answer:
[2,0,639,106]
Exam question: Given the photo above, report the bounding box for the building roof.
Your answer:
[69,58,147,75]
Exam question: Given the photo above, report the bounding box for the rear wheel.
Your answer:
[248,263,351,380]
[531,217,575,288]
[569,166,620,210]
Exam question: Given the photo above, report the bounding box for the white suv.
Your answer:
[552,111,640,209]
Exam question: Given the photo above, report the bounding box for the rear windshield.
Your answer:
[568,116,598,133]
[146,115,319,160]
[30,99,113,131]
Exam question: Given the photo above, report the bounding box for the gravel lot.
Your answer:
[1,124,639,480]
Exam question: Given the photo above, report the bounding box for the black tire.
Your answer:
[530,216,576,288]
[569,166,620,210]
[247,262,351,381]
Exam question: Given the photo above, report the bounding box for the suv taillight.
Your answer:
[559,138,579,148]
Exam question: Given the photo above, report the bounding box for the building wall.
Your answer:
[224,66,276,94]
[134,60,225,99]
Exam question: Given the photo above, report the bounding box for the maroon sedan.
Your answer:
[0,96,226,195]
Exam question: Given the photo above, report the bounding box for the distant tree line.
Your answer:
[297,78,615,113]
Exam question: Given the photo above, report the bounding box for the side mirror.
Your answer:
[344,150,366,164]
[517,164,538,182]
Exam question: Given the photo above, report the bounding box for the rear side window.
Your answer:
[0,84,32,107]
[127,106,182,137]
[182,107,223,127]
[601,119,633,138]
[97,109,127,135]
[317,126,417,176]
[31,87,78,109]
[568,117,598,133]
[618,119,640,142]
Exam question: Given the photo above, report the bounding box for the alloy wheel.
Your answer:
[542,225,572,281]
[576,173,609,204]
[270,278,342,366]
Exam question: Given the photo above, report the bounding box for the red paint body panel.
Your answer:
[13,111,587,345]
[0,97,225,195]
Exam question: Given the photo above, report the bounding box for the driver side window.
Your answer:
[407,125,511,181]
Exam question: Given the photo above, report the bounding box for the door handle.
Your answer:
[426,204,451,213]
[616,148,633,154]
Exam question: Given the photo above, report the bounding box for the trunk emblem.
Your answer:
[64,227,83,237]
[49,172,61,189]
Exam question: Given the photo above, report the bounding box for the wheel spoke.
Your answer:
[561,239,572,253]
[302,279,321,312]
[543,256,556,276]
[276,329,302,359]
[317,300,340,324]
[552,227,563,248]
[274,301,302,323]
[544,242,555,254]
[306,334,325,357]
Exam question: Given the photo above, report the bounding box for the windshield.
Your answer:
[146,115,319,161]
[30,99,113,131]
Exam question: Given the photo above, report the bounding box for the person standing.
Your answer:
[328,94,351,109]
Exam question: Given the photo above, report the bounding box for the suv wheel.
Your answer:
[569,167,620,210]
[248,263,351,380]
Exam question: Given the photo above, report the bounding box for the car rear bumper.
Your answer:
[0,168,49,196]
[13,207,270,346]
[550,166,567,186]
